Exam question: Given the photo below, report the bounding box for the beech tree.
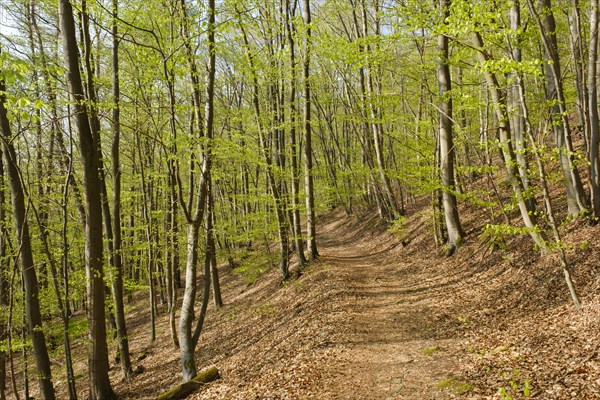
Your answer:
[58,0,114,398]
[177,0,217,381]
[0,52,56,400]
[437,0,464,255]
[303,0,319,260]
[0,0,597,396]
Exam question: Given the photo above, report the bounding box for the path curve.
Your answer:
[314,214,459,399]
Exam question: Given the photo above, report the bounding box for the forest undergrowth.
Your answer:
[12,197,600,400]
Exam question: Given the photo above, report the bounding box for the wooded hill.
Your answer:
[0,0,598,398]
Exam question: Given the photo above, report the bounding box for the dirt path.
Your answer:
[144,211,466,400]
[42,209,600,399]
[311,215,460,399]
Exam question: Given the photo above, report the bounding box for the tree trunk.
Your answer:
[208,197,223,309]
[472,31,548,251]
[0,68,56,400]
[0,147,7,400]
[508,0,531,195]
[304,0,319,260]
[528,0,588,216]
[437,0,464,255]
[285,0,308,265]
[111,0,133,378]
[515,75,582,309]
[137,139,157,343]
[588,0,600,217]
[569,0,589,155]
[177,0,216,381]
[156,367,220,400]
[58,1,115,398]
[239,14,291,278]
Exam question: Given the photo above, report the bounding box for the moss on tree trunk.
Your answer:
[156,366,220,400]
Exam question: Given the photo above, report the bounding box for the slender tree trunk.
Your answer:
[178,0,216,381]
[304,0,319,260]
[0,148,7,400]
[508,0,531,195]
[285,0,308,265]
[111,0,133,379]
[239,14,290,278]
[0,69,55,400]
[569,0,589,154]
[472,31,548,251]
[138,145,156,343]
[437,0,464,255]
[58,1,115,398]
[527,0,588,216]
[208,197,222,309]
[588,0,600,217]
[515,76,582,309]
[60,153,78,400]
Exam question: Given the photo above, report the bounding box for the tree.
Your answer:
[285,0,308,265]
[437,0,464,255]
[471,30,548,251]
[526,0,588,216]
[177,0,216,381]
[303,0,319,260]
[588,0,600,218]
[110,0,133,379]
[0,53,56,400]
[238,7,291,279]
[57,0,115,398]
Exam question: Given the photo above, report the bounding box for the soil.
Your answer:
[183,210,461,400]
[23,202,600,399]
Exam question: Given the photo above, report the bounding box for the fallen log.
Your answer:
[156,366,220,400]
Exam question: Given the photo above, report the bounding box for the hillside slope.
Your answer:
[100,206,600,399]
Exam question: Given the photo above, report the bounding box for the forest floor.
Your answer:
[38,201,600,399]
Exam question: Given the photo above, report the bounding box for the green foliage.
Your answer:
[388,215,407,237]
[482,223,543,250]
[46,316,89,341]
[0,335,31,353]
[254,303,276,317]
[233,252,279,284]
[498,370,532,399]
[422,346,440,356]
[436,377,473,395]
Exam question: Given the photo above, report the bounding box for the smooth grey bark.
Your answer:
[569,0,589,154]
[111,0,133,379]
[527,0,588,216]
[80,0,130,379]
[304,0,319,260]
[507,0,531,194]
[0,147,7,400]
[437,0,464,255]
[0,68,55,400]
[239,13,291,278]
[588,0,600,217]
[472,32,548,252]
[136,138,157,343]
[514,75,582,309]
[58,1,115,398]
[178,0,215,381]
[285,0,308,265]
[361,0,400,220]
[30,6,87,231]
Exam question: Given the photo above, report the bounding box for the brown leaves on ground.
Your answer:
[47,202,600,399]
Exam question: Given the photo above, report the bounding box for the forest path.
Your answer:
[314,213,460,399]
[154,209,469,400]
